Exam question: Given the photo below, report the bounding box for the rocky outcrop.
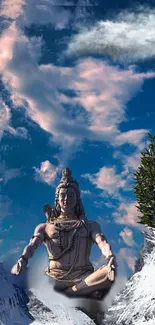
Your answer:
[101,226,155,325]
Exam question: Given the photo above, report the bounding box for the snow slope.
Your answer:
[1,226,155,325]
[102,227,155,325]
[0,263,95,325]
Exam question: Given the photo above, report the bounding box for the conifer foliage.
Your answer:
[133,133,155,228]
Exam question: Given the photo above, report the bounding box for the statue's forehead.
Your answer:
[59,187,76,194]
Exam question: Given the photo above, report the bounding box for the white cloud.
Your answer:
[114,129,148,148]
[122,151,141,176]
[83,163,144,229]
[82,167,126,196]
[120,227,136,246]
[33,160,61,186]
[66,7,155,62]
[82,141,144,198]
[112,139,146,195]
[118,148,142,191]
[113,201,144,229]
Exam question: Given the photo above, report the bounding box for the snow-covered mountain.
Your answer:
[102,226,155,325]
[0,263,95,325]
[1,226,155,325]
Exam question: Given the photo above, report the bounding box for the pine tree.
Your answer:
[133,133,155,228]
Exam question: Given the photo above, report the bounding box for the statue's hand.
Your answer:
[11,256,27,275]
[107,255,117,275]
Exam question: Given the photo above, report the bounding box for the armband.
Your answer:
[31,234,42,239]
[31,233,44,241]
[19,255,28,263]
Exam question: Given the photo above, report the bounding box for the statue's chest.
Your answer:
[52,229,71,249]
[45,223,91,251]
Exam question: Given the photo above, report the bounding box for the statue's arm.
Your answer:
[21,223,45,260]
[91,221,113,258]
[11,223,45,275]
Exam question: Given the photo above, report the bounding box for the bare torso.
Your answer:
[44,219,95,280]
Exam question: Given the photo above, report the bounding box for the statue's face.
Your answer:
[58,187,77,215]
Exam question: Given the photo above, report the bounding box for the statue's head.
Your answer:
[53,168,85,219]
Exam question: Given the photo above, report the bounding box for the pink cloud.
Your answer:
[1,1,155,155]
[0,23,19,71]
[117,248,136,271]
[1,0,24,19]
[120,227,136,246]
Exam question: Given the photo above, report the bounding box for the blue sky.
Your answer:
[0,0,155,279]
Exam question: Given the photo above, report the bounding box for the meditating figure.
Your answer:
[11,168,116,299]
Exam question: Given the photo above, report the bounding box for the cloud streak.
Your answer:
[0,98,28,140]
[0,162,21,184]
[1,0,71,29]
[0,195,12,221]
[0,100,12,140]
[67,7,155,63]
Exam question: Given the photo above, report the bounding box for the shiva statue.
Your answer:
[11,168,116,299]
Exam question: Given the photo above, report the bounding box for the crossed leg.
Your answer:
[64,257,115,298]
